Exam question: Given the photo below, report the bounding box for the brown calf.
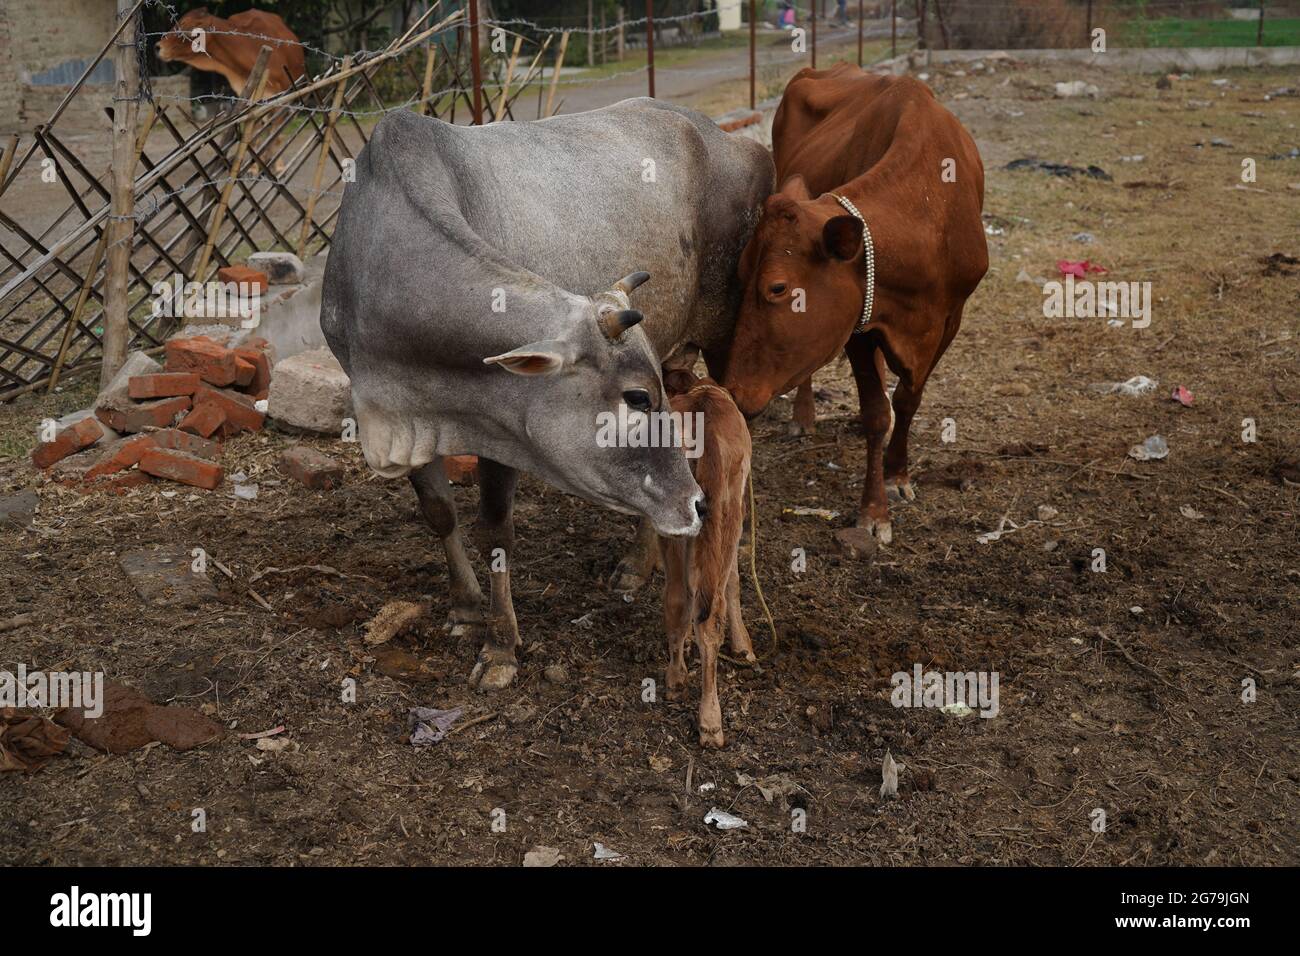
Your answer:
[658,371,754,748]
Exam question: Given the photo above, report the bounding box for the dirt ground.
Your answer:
[2,59,1298,867]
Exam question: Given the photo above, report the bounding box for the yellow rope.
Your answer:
[746,467,779,659]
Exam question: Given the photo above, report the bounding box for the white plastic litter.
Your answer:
[1094,375,1158,396]
[703,808,748,831]
[233,483,259,500]
[593,842,625,861]
[880,750,899,799]
[976,515,1039,545]
[1128,435,1169,461]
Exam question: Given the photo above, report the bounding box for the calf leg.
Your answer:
[788,377,816,436]
[608,516,661,595]
[724,554,755,662]
[468,457,522,691]
[695,596,727,749]
[847,337,894,544]
[409,460,483,634]
[659,537,692,701]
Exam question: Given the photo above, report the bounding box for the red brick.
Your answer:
[233,356,256,388]
[179,401,226,439]
[233,345,272,400]
[84,434,158,480]
[165,336,240,387]
[128,372,200,399]
[217,264,269,293]
[139,448,224,490]
[280,446,344,490]
[150,428,222,461]
[96,395,191,434]
[193,384,264,435]
[31,417,103,469]
[445,454,479,486]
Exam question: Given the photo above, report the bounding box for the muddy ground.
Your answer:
[2,60,1298,866]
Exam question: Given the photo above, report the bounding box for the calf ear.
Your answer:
[483,340,571,376]
[822,215,864,262]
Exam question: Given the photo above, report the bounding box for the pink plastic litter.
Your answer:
[1171,385,1194,406]
[1056,259,1109,278]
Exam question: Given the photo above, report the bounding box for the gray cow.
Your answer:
[321,98,773,690]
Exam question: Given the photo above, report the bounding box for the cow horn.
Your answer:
[601,308,644,340]
[613,271,651,296]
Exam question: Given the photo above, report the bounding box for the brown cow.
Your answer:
[658,369,754,748]
[157,7,305,98]
[722,64,988,544]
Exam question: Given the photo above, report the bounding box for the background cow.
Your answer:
[723,64,988,545]
[321,101,772,691]
[157,7,306,99]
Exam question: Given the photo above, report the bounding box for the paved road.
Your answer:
[549,22,882,116]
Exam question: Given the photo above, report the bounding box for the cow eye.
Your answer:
[623,389,653,412]
[769,282,788,297]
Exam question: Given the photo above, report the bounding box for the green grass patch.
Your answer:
[1120,16,1300,48]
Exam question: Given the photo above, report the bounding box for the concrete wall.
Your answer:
[921,45,1300,74]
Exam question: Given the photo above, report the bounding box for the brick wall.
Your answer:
[1,0,119,131]
[0,6,18,132]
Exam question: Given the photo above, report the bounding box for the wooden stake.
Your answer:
[417,44,437,115]
[0,134,19,201]
[101,0,139,389]
[298,56,351,259]
[49,109,159,393]
[494,35,523,120]
[545,32,570,117]
[193,47,271,284]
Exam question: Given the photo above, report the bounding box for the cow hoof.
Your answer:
[469,647,518,691]
[698,726,725,749]
[786,419,815,437]
[447,606,484,638]
[728,629,757,662]
[608,559,649,595]
[864,517,893,545]
[665,675,687,702]
[886,478,916,502]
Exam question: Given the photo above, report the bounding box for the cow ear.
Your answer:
[483,340,571,376]
[822,215,863,262]
[780,174,812,201]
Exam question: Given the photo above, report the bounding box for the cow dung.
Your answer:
[55,682,223,754]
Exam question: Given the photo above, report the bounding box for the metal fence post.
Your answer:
[811,0,817,68]
[858,0,864,65]
[750,0,757,109]
[647,0,656,97]
[469,0,483,124]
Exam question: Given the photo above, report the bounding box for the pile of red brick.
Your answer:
[31,335,273,493]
